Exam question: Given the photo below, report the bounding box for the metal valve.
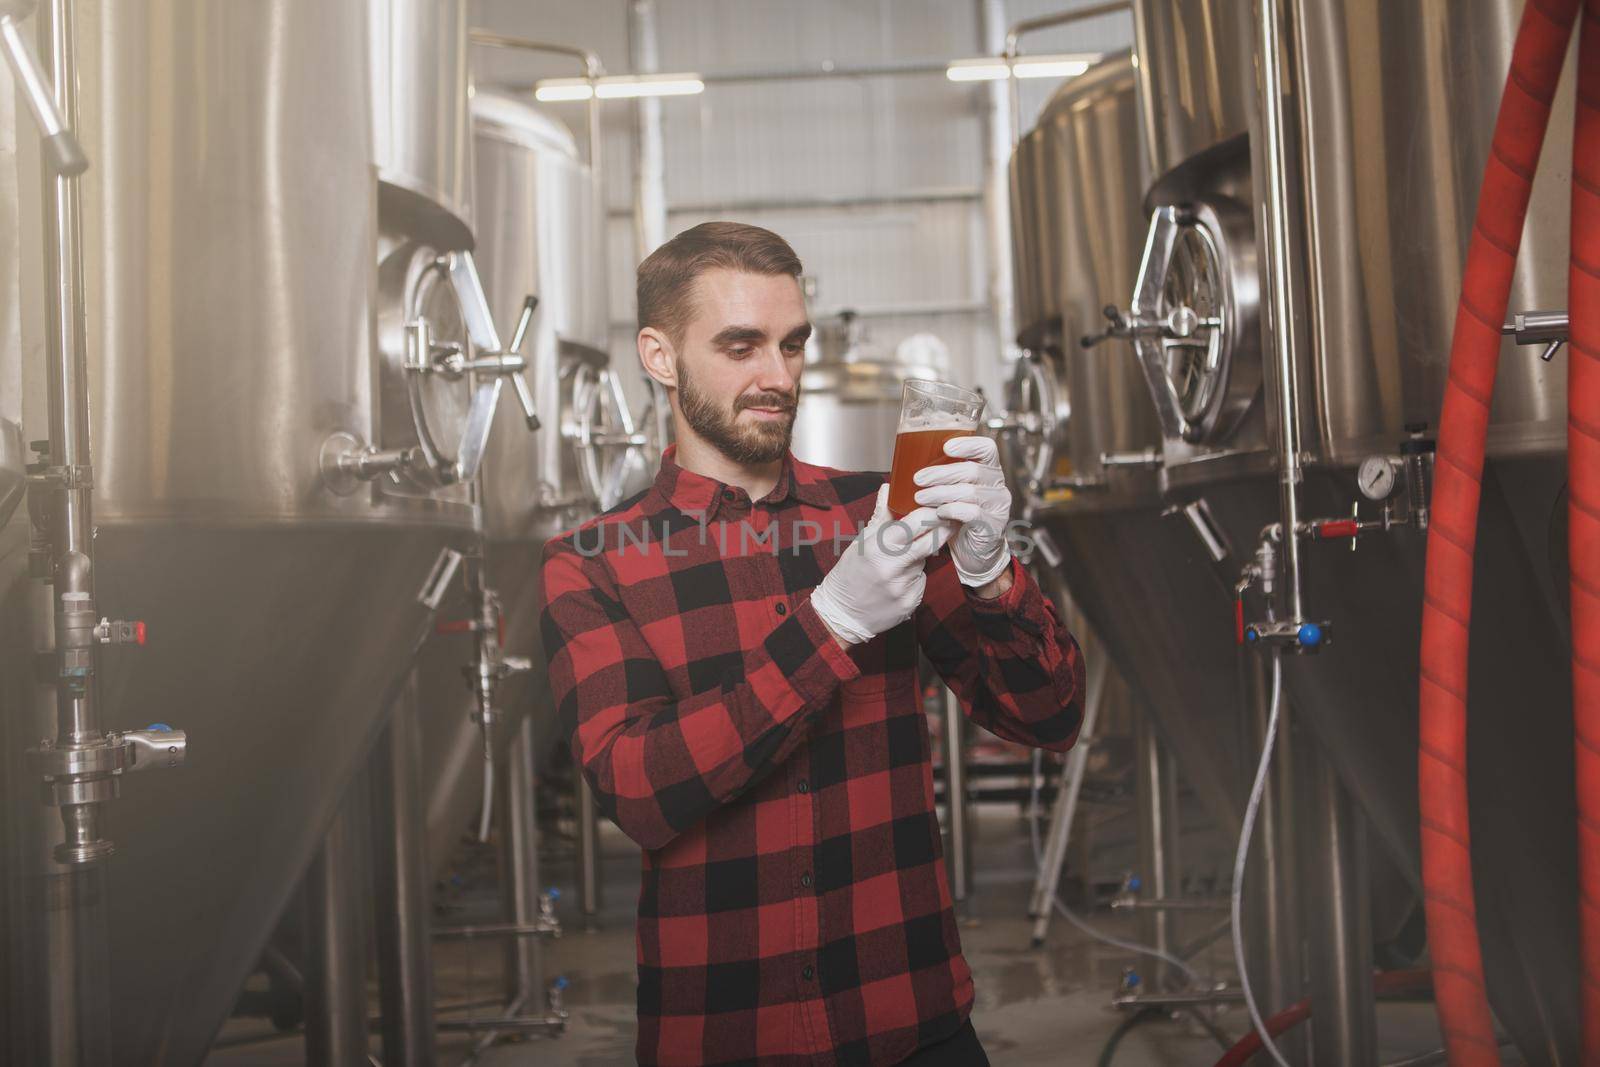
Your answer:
[94,617,146,645]
[548,975,571,1024]
[1503,309,1568,362]
[407,292,542,434]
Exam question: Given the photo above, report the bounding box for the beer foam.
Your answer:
[896,411,976,434]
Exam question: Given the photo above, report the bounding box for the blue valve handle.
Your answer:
[1297,622,1324,648]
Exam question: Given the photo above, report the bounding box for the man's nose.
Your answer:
[752,346,797,397]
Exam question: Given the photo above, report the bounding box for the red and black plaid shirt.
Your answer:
[540,447,1085,1066]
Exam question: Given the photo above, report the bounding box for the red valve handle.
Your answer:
[435,613,508,640]
[134,621,147,646]
[1315,519,1361,539]
[1235,597,1245,646]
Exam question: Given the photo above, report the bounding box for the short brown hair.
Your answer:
[636,222,804,344]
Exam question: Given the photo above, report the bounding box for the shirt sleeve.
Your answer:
[540,536,861,851]
[915,552,1085,751]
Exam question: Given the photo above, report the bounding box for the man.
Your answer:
[540,222,1085,1066]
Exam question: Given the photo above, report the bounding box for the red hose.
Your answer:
[1570,1,1600,1058]
[1419,0,1579,1063]
[1210,970,1432,1067]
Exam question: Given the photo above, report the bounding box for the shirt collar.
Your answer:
[653,445,830,519]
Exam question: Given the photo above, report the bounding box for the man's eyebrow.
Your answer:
[710,325,766,347]
[783,323,813,345]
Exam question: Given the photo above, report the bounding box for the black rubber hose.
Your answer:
[1097,1007,1165,1067]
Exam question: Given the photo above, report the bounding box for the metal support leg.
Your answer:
[1133,707,1180,989]
[575,773,601,927]
[1239,650,1307,1060]
[304,792,370,1067]
[942,686,971,903]
[371,676,436,1067]
[502,714,546,1002]
[1029,654,1109,945]
[1306,746,1376,1066]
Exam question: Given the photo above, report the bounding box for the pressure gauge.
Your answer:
[1357,455,1399,501]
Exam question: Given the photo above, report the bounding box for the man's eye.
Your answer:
[782,343,805,356]
[728,346,753,359]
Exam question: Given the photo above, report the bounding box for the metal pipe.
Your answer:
[433,922,560,942]
[603,187,982,218]
[467,31,601,78]
[1253,0,1307,624]
[499,58,954,94]
[575,774,602,924]
[0,2,85,174]
[942,685,972,903]
[371,677,436,1067]
[1128,0,1159,181]
[1114,988,1246,1008]
[979,0,1018,365]
[1133,706,1179,989]
[437,1015,564,1036]
[1002,1,1133,58]
[1305,749,1377,1065]
[629,0,667,258]
[42,864,111,1067]
[501,714,549,1002]
[1111,897,1230,912]
[1239,648,1306,1060]
[467,30,603,175]
[304,797,371,1067]
[39,0,92,748]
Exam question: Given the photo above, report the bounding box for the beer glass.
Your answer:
[888,380,986,518]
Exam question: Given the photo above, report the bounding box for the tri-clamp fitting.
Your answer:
[436,579,532,764]
[31,724,188,864]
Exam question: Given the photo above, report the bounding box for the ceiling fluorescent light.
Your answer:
[945,58,1011,82]
[1012,54,1097,79]
[594,74,705,99]
[534,78,594,102]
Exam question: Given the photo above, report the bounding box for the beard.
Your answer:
[677,357,798,465]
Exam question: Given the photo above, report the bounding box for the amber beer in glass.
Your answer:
[887,380,986,518]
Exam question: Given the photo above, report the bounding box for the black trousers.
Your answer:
[897,1019,990,1066]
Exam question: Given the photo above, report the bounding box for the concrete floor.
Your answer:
[209,799,1452,1066]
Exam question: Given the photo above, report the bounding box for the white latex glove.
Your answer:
[810,485,953,645]
[911,434,1013,588]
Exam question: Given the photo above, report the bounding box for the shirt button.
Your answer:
[722,489,736,502]
[775,602,787,616]
[800,872,813,889]
[796,779,809,794]
[802,965,815,981]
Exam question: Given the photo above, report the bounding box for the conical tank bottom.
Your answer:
[80,522,468,1066]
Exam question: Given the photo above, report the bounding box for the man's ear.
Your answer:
[638,327,678,390]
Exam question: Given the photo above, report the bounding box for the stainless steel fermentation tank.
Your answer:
[790,312,940,472]
[1003,53,1246,838]
[0,0,549,1063]
[418,88,617,883]
[1007,1,1579,1059]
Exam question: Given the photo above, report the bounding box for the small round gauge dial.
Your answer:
[1358,455,1398,501]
